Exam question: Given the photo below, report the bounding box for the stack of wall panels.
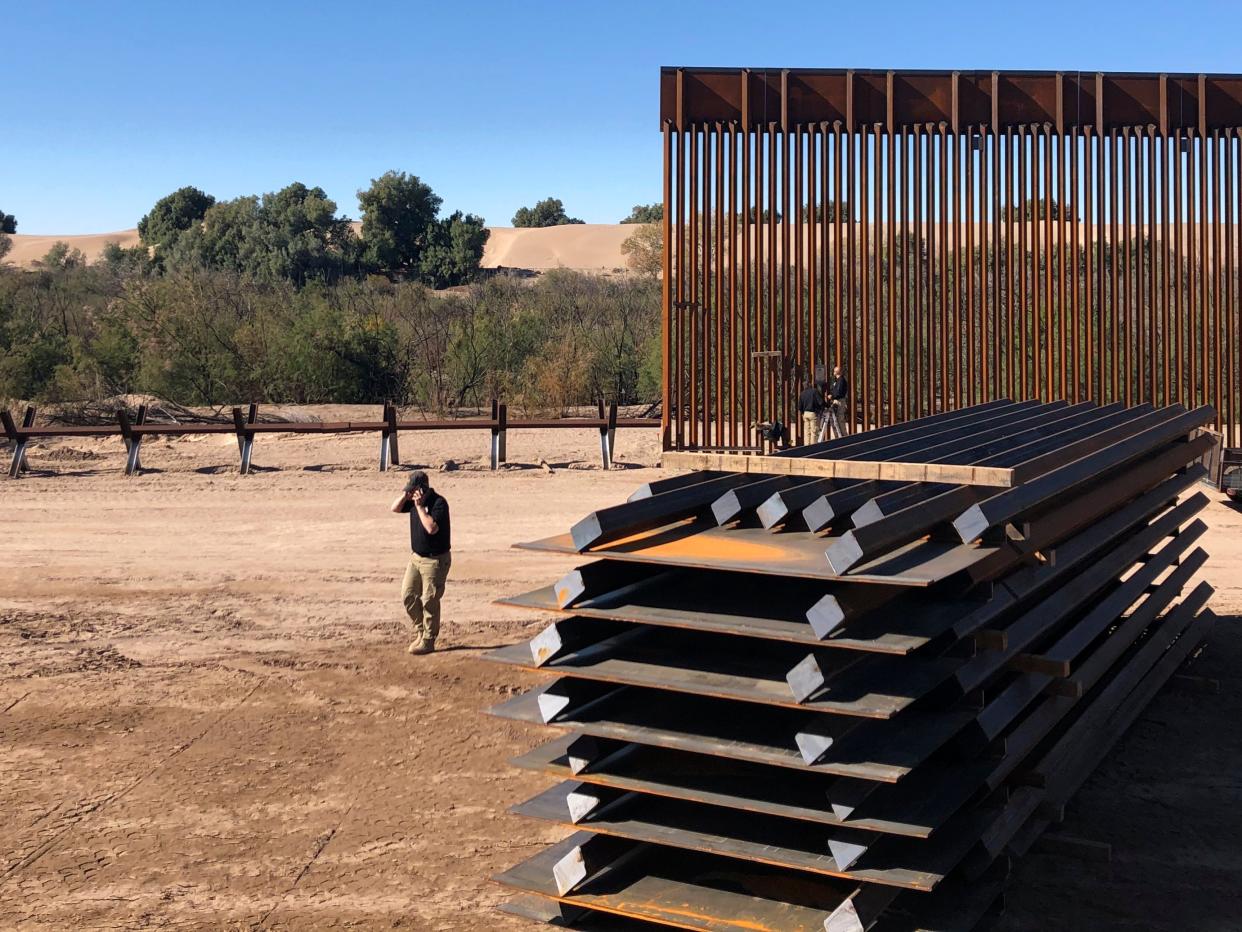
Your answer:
[486,400,1219,931]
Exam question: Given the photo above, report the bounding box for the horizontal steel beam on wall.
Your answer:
[660,69,1242,133]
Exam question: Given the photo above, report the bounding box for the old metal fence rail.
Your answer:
[660,69,1242,449]
[2,401,659,478]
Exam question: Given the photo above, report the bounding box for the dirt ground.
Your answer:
[1,413,1239,931]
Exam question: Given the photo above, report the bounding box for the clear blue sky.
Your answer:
[6,0,1240,234]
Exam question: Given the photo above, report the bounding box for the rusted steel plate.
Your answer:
[488,681,977,784]
[485,628,960,719]
[515,525,1004,587]
[495,834,855,931]
[511,780,999,892]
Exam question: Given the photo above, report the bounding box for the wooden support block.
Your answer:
[660,450,1018,486]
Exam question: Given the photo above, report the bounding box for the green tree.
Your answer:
[174,195,260,272]
[37,242,88,270]
[0,207,15,262]
[100,241,156,276]
[512,197,584,227]
[621,204,662,224]
[1005,198,1067,220]
[137,186,215,249]
[357,171,443,277]
[621,223,662,277]
[419,211,490,288]
[812,201,850,221]
[175,183,358,285]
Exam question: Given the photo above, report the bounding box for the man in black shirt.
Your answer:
[797,380,827,445]
[827,365,849,438]
[391,471,452,654]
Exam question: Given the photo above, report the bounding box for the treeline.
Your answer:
[131,173,488,288]
[0,257,661,412]
[0,180,666,412]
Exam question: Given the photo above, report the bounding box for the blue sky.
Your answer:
[5,0,1241,234]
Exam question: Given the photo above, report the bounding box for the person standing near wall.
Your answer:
[827,365,850,438]
[797,379,827,445]
[390,471,452,655]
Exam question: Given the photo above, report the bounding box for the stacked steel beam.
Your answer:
[486,400,1219,931]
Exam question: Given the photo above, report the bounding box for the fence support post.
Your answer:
[379,402,392,471]
[489,399,497,466]
[490,401,508,470]
[607,402,618,468]
[499,403,508,464]
[119,408,136,476]
[119,404,148,475]
[233,405,256,474]
[19,406,35,473]
[387,402,400,468]
[2,410,29,480]
[597,400,615,470]
[134,404,147,472]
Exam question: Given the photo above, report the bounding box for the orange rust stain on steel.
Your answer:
[612,532,791,564]
[611,898,780,931]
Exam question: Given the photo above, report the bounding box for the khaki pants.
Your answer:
[401,552,451,644]
[800,412,821,445]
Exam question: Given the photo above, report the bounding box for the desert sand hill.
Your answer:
[482,223,633,271]
[2,229,144,267]
[2,224,637,273]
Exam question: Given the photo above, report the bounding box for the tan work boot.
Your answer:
[407,636,435,655]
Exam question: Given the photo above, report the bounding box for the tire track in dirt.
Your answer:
[0,675,267,887]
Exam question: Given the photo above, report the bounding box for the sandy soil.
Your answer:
[1,230,143,267]
[481,225,634,273]
[1,416,1239,931]
[2,225,635,273]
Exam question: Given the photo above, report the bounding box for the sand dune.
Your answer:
[482,223,633,271]
[2,224,637,273]
[2,229,143,268]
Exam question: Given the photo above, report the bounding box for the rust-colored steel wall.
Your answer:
[660,69,1242,449]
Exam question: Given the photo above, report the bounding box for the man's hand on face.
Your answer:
[411,487,426,508]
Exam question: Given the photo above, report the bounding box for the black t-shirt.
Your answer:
[797,385,825,414]
[830,375,849,400]
[401,489,451,556]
